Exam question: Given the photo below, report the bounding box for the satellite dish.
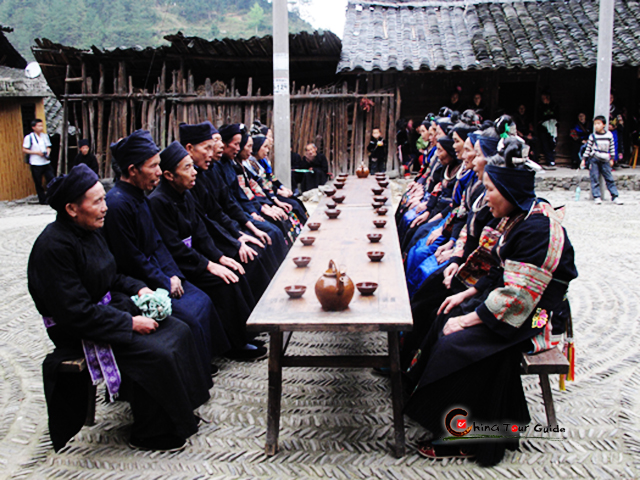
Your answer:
[25,62,42,79]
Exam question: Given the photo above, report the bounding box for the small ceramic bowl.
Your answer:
[367,251,385,262]
[308,222,321,231]
[367,233,383,243]
[372,201,384,209]
[373,195,388,204]
[371,187,384,195]
[377,181,389,188]
[326,209,341,219]
[375,173,387,179]
[333,195,345,204]
[373,220,387,228]
[292,256,311,267]
[300,236,316,246]
[376,207,388,216]
[338,173,349,179]
[356,282,378,296]
[285,285,306,298]
[335,182,345,189]
[326,201,337,209]
[324,188,336,197]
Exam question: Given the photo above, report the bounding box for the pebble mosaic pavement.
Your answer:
[1,188,640,480]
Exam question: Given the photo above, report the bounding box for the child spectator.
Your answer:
[581,115,623,205]
[367,127,387,173]
[570,112,591,169]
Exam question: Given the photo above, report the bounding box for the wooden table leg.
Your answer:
[265,331,284,456]
[387,331,406,457]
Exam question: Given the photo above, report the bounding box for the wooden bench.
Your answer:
[521,347,569,427]
[59,358,97,426]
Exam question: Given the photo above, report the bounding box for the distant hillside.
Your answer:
[0,0,315,60]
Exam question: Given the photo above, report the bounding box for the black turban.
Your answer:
[485,164,536,212]
[452,126,476,142]
[160,141,190,172]
[78,139,90,148]
[47,164,100,213]
[179,121,218,146]
[252,135,268,157]
[110,130,160,171]
[239,133,250,152]
[437,136,457,161]
[219,123,243,143]
[477,135,500,158]
[259,126,269,135]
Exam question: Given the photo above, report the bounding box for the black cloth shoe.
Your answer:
[129,434,187,452]
[249,338,266,348]
[225,346,268,361]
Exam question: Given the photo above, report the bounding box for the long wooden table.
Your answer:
[246,175,413,457]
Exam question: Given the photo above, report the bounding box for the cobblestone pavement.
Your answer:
[1,190,640,480]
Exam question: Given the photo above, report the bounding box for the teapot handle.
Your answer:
[328,260,345,296]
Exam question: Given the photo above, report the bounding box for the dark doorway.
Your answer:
[498,82,537,118]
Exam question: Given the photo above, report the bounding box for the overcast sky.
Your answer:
[296,0,348,38]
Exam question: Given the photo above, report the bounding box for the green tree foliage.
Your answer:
[0,0,314,59]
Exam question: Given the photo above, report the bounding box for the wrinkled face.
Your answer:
[80,145,90,155]
[258,142,269,159]
[518,104,526,115]
[211,133,224,161]
[483,173,515,218]
[239,136,253,161]
[452,131,466,158]
[578,113,586,124]
[472,140,487,174]
[436,143,452,166]
[223,134,242,158]
[129,154,162,191]
[305,144,317,159]
[165,155,197,192]
[66,182,107,231]
[461,137,476,170]
[187,139,215,170]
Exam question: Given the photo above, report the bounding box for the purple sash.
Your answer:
[182,236,192,248]
[42,292,122,402]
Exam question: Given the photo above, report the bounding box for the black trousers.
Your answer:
[30,163,56,204]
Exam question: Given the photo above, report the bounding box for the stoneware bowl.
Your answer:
[371,187,384,195]
[367,251,385,262]
[308,222,321,231]
[375,174,387,180]
[300,236,316,246]
[333,195,345,204]
[373,220,387,228]
[377,180,389,188]
[326,209,341,219]
[338,173,349,179]
[367,233,383,243]
[324,188,336,197]
[285,285,306,298]
[334,182,345,189]
[292,256,311,267]
[373,195,388,204]
[372,202,384,209]
[326,201,337,209]
[376,207,388,216]
[356,282,378,296]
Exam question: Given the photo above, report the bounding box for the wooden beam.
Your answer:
[60,92,395,102]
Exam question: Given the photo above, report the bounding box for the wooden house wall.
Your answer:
[0,98,46,201]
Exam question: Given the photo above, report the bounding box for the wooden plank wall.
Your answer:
[0,99,44,201]
[62,63,398,178]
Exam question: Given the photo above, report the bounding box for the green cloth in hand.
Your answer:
[130,288,172,321]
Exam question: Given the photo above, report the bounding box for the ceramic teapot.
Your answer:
[356,161,370,178]
[315,260,355,311]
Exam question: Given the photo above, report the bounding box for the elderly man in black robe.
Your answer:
[103,130,231,375]
[148,141,267,360]
[28,164,211,453]
[292,143,329,193]
[180,122,276,298]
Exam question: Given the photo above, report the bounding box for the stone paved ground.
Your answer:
[1,189,640,480]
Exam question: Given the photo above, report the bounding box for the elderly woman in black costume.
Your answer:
[28,164,211,453]
[403,139,578,465]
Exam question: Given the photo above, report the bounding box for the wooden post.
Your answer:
[273,0,292,188]
[96,64,105,177]
[60,65,70,174]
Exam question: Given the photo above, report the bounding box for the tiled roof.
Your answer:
[0,65,51,98]
[338,0,640,72]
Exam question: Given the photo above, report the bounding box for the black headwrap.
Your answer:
[485,164,536,212]
[179,121,218,146]
[219,123,243,143]
[437,136,457,161]
[110,130,160,171]
[435,117,453,135]
[259,126,269,136]
[252,135,268,157]
[47,164,100,213]
[452,126,476,142]
[239,133,250,152]
[477,135,500,158]
[78,139,90,148]
[160,141,189,172]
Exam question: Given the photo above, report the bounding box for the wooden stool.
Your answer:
[521,348,569,427]
[59,358,97,426]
